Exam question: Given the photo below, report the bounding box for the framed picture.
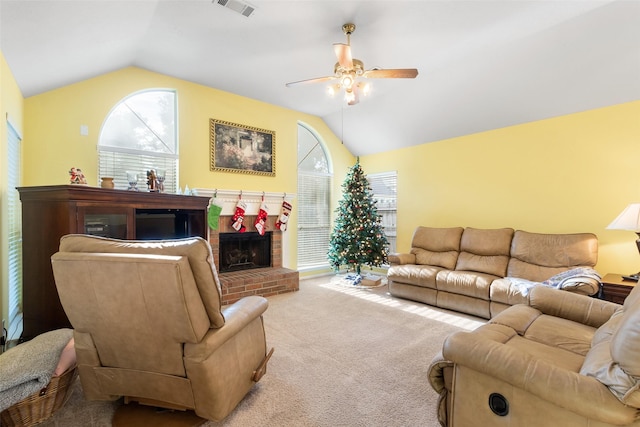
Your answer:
[210,119,275,176]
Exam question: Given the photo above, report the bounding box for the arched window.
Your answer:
[297,123,332,269]
[98,89,178,192]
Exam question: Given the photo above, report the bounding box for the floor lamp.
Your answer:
[607,203,640,281]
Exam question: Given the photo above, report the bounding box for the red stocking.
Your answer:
[254,201,269,236]
[231,199,247,232]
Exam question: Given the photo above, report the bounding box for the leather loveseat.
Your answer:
[428,284,640,426]
[387,227,600,319]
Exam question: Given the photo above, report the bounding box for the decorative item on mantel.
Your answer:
[146,169,158,192]
[231,194,247,233]
[156,168,166,193]
[100,177,115,189]
[68,167,87,185]
[254,194,269,236]
[126,171,139,191]
[193,188,296,218]
[207,192,224,230]
[275,200,292,232]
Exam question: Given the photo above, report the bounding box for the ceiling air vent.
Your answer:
[215,0,256,17]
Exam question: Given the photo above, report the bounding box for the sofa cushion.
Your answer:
[436,270,497,300]
[409,226,463,269]
[59,234,225,328]
[522,314,594,356]
[490,305,594,356]
[489,278,531,306]
[387,264,443,289]
[507,231,598,282]
[455,227,513,277]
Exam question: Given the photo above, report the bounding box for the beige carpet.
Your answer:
[38,277,484,427]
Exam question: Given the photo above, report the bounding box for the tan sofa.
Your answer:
[51,234,273,422]
[428,285,640,426]
[388,227,600,319]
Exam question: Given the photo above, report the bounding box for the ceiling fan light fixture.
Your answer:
[360,82,371,96]
[344,89,356,104]
[341,74,354,89]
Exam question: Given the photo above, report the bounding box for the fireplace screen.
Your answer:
[219,232,272,272]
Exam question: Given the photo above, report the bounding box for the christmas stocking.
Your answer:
[275,201,292,232]
[254,201,269,236]
[231,199,247,232]
[207,198,223,230]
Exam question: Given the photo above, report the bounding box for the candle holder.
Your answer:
[126,172,139,191]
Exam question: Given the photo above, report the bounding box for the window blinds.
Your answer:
[297,172,331,268]
[98,147,178,193]
[7,120,22,327]
[367,171,398,255]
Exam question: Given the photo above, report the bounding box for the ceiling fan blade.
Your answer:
[363,68,419,79]
[333,43,353,70]
[285,76,336,87]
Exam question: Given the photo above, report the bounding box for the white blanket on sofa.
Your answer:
[0,328,73,411]
[507,267,601,296]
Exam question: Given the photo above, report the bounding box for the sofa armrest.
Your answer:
[443,330,638,425]
[428,351,454,427]
[184,296,268,361]
[388,252,416,265]
[529,286,618,328]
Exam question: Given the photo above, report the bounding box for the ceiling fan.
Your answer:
[285,23,419,105]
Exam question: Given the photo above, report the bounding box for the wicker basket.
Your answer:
[0,366,78,427]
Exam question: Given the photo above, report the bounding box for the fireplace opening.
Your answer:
[219,232,272,272]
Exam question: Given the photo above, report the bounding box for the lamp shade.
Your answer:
[607,203,640,231]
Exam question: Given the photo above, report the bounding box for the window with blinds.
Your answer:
[297,124,332,269]
[98,90,178,192]
[367,171,397,255]
[7,120,22,329]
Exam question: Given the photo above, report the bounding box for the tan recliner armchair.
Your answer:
[51,234,273,422]
[429,284,640,426]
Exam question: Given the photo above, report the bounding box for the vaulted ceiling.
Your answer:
[1,0,639,156]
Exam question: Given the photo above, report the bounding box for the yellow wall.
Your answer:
[0,51,25,330]
[361,100,640,276]
[8,61,640,325]
[22,66,355,269]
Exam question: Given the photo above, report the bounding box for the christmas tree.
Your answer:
[327,160,389,276]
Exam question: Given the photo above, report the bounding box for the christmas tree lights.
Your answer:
[327,160,389,276]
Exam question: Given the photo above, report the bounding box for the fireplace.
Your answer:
[219,232,272,272]
[198,188,299,305]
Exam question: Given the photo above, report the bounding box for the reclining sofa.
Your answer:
[388,227,600,319]
[428,284,640,426]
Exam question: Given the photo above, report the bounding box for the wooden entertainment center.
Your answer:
[17,185,210,339]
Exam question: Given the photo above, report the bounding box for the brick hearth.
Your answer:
[209,213,299,305]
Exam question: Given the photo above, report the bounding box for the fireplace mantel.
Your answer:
[194,188,296,216]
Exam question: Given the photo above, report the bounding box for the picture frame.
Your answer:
[210,118,275,176]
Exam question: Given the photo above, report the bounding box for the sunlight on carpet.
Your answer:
[320,281,485,331]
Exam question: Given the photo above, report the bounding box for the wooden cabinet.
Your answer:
[18,185,211,339]
[600,273,636,304]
